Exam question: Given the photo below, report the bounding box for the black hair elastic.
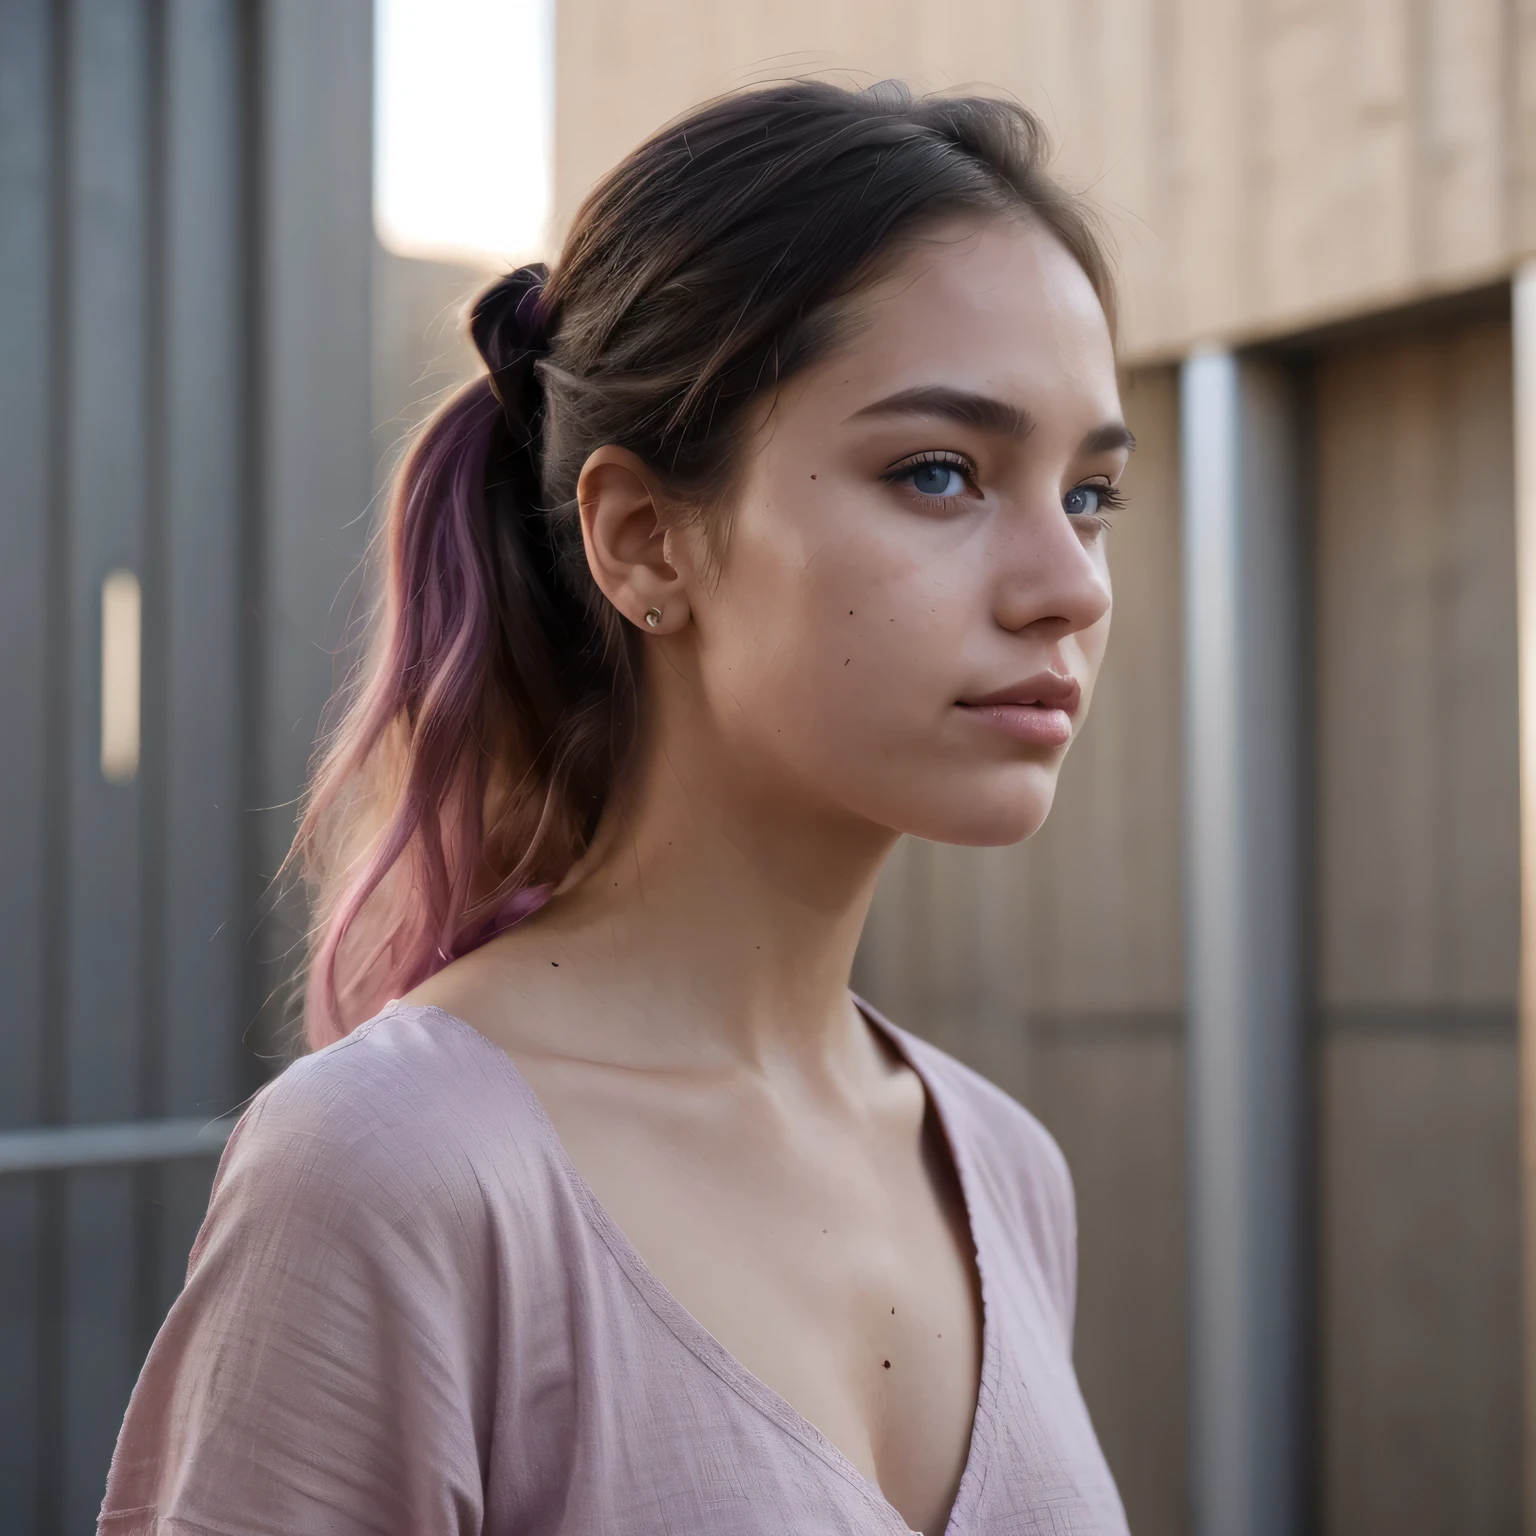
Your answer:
[470,262,552,458]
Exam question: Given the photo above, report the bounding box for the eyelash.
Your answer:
[881,450,977,499]
[882,450,1128,527]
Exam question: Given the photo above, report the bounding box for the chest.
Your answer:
[526,1064,983,1534]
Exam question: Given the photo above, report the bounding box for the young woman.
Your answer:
[101,80,1133,1536]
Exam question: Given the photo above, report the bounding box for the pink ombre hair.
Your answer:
[294,382,623,1046]
[292,81,1114,1049]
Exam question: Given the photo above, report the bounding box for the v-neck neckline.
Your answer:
[393,996,999,1536]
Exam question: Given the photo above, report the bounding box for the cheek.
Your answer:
[699,497,966,763]
[1073,572,1114,709]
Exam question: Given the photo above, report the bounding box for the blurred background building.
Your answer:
[1,1,1532,1533]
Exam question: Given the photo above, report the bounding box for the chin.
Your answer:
[898,765,1062,848]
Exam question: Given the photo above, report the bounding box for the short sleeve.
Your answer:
[98,1042,494,1535]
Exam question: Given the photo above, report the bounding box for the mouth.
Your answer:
[955,672,1080,748]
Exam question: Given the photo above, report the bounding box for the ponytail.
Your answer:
[296,267,636,1046]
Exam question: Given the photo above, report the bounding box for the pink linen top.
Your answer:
[98,997,1129,1535]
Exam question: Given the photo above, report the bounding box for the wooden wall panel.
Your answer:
[1316,323,1519,1008]
[555,0,1536,362]
[1313,319,1520,1534]
[1322,1029,1519,1536]
[1027,1029,1187,1536]
[1418,0,1507,277]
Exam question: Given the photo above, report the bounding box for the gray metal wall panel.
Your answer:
[153,0,245,1330]
[161,0,242,1121]
[0,2,52,1524]
[63,0,149,1114]
[0,0,376,1519]
[1183,352,1308,1536]
[62,1,151,1523]
[253,0,375,1050]
[0,0,51,1133]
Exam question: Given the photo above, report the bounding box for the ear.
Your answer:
[576,446,694,634]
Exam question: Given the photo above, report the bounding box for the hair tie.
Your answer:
[470,263,552,454]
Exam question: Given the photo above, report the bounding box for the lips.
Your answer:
[958,672,1081,716]
[956,671,1080,749]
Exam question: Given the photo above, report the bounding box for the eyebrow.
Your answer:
[846,386,1033,441]
[846,385,1135,456]
[1080,422,1137,455]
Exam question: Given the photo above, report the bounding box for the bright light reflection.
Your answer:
[375,0,553,264]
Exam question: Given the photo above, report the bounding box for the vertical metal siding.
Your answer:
[0,5,53,1529]
[61,7,153,1520]
[0,2,374,1526]
[249,0,376,1059]
[156,0,245,1328]
[1182,351,1308,1536]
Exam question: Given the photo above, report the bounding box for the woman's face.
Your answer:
[674,215,1126,848]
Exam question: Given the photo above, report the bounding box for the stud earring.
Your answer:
[644,607,662,628]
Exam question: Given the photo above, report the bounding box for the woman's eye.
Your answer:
[1063,484,1103,517]
[905,461,968,498]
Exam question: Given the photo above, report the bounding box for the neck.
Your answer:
[514,714,900,1072]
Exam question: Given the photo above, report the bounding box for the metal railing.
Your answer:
[0,1116,238,1174]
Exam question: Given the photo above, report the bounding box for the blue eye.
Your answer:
[905,461,967,498]
[1063,484,1103,517]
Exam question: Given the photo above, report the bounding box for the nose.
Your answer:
[990,490,1113,638]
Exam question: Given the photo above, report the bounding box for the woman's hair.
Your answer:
[294,78,1115,1047]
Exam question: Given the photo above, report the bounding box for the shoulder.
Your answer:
[201,1004,554,1262]
[854,994,1079,1336]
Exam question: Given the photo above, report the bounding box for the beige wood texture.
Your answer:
[1315,321,1519,1010]
[554,0,1536,363]
[1314,318,1521,1534]
[1027,1029,1187,1536]
[1322,1030,1520,1536]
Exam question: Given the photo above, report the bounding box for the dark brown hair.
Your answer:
[296,78,1115,1043]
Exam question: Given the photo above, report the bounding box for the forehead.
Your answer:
[808,216,1118,423]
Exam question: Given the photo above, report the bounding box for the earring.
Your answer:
[644,607,662,628]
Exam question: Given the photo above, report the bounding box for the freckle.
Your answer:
[811,474,817,480]
[883,1360,891,1369]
